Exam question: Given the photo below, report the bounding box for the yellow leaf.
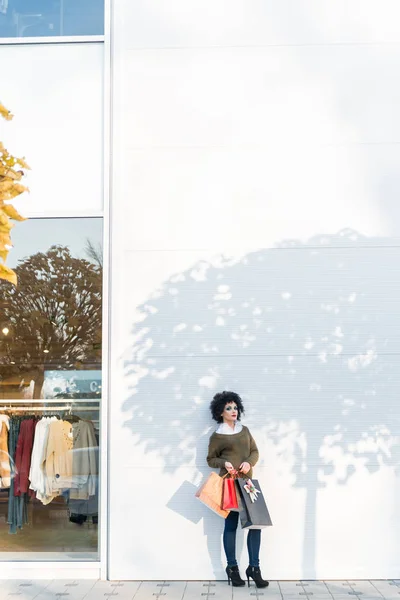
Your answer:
[0,222,14,234]
[16,157,31,170]
[0,165,22,180]
[0,104,28,278]
[0,184,28,201]
[0,216,12,233]
[0,263,17,285]
[0,180,14,193]
[2,204,26,221]
[0,231,12,251]
[0,103,13,121]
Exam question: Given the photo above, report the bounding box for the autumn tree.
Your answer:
[0,245,102,398]
[0,102,29,285]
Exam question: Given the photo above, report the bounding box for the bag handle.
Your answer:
[224,472,242,480]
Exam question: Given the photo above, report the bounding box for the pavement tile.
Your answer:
[84,581,141,600]
[19,595,58,600]
[367,584,400,599]
[326,592,354,597]
[279,583,306,594]
[299,582,330,594]
[44,580,95,598]
[181,584,208,600]
[370,582,400,589]
[33,594,86,600]
[197,582,232,599]
[0,580,46,590]
[230,587,256,597]
[0,580,397,600]
[298,590,331,597]
[344,597,384,600]
[300,597,333,600]
[231,590,273,600]
[261,582,280,594]
[325,583,354,596]
[160,582,187,599]
[348,584,377,592]
[0,581,52,598]
[134,581,165,591]
[350,589,379,596]
[184,582,216,596]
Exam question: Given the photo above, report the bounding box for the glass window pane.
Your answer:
[1,43,103,217]
[0,0,104,38]
[0,217,102,561]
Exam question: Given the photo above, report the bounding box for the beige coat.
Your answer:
[0,415,11,488]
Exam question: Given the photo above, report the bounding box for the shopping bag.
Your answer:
[195,472,230,518]
[222,476,238,510]
[235,477,273,529]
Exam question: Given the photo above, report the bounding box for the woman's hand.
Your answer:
[239,462,251,474]
[225,462,237,475]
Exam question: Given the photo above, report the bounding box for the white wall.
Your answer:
[109,0,400,580]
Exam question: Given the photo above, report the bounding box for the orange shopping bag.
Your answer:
[195,472,230,518]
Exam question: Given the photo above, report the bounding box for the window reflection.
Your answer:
[0,0,104,37]
[0,228,103,399]
[0,217,102,559]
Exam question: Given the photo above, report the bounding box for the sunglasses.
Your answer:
[224,405,238,412]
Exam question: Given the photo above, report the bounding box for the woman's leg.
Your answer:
[223,511,239,567]
[247,529,261,567]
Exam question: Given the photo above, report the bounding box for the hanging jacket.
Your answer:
[0,415,11,488]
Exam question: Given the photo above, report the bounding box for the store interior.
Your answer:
[0,217,102,561]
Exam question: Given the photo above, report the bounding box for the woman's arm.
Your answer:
[206,436,226,469]
[246,429,259,467]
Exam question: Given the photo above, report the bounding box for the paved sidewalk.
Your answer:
[0,580,399,600]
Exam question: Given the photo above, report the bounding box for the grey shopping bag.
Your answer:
[235,477,273,530]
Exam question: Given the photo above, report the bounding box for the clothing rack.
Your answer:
[0,400,100,426]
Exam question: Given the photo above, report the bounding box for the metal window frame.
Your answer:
[0,0,111,581]
[22,212,105,219]
[100,0,111,581]
[0,35,104,45]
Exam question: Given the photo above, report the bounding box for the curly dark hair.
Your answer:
[209,391,245,423]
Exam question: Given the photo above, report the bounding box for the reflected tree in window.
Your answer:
[0,244,102,398]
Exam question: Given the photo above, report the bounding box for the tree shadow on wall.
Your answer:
[123,229,400,578]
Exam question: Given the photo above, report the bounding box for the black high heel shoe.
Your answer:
[245,566,269,588]
[226,566,245,587]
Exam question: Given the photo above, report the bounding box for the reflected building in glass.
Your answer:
[0,0,104,38]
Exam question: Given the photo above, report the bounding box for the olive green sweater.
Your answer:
[207,425,259,478]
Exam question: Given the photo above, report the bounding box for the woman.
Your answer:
[207,391,269,588]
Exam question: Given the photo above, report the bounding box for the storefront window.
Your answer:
[2,42,104,217]
[0,0,104,38]
[0,217,102,561]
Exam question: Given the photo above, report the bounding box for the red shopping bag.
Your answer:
[222,477,238,510]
